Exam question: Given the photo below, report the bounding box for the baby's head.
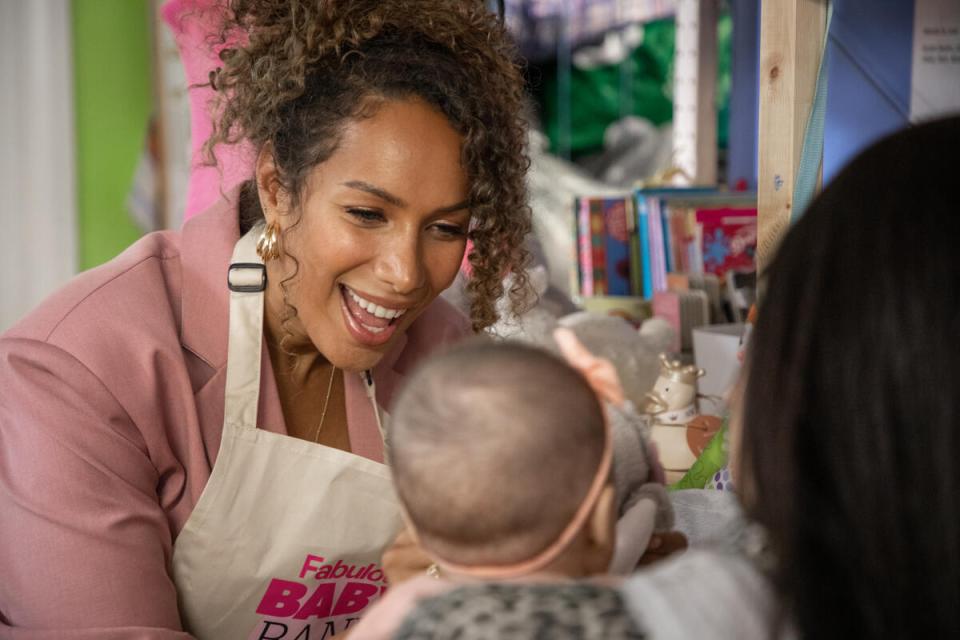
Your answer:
[388,339,616,580]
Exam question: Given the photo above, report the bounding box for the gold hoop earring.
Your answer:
[256,221,282,261]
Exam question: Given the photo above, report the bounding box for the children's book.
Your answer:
[626,198,643,297]
[636,198,654,298]
[647,198,668,294]
[590,199,608,295]
[600,198,633,296]
[695,207,758,278]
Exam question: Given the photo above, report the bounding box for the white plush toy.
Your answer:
[557,312,674,409]
[489,266,675,410]
[643,355,723,484]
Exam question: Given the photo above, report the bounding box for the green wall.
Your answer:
[72,0,152,270]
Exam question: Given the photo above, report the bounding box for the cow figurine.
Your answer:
[643,354,723,484]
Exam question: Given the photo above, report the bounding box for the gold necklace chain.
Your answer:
[313,365,338,443]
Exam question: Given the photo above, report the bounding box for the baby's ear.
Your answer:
[584,484,618,574]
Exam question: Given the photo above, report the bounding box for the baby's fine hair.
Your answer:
[388,339,606,566]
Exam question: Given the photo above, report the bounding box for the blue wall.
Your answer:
[823,0,915,183]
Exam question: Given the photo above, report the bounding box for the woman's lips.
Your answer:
[339,285,403,347]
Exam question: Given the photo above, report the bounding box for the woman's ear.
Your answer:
[584,484,618,574]
[256,144,287,224]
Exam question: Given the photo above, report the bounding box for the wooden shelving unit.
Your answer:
[756,0,828,274]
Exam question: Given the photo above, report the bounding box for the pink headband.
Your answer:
[417,415,613,579]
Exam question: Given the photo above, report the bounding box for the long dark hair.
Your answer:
[742,117,960,638]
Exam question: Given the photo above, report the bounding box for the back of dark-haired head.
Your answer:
[388,339,606,566]
[743,116,960,638]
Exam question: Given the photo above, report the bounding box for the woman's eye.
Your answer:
[347,208,386,224]
[431,223,466,239]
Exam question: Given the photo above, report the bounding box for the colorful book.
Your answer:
[695,207,758,278]
[640,189,758,280]
[577,197,594,297]
[589,199,607,295]
[575,189,755,301]
[634,187,714,296]
[659,200,675,274]
[647,198,668,294]
[636,196,654,299]
[600,198,632,296]
[626,198,643,296]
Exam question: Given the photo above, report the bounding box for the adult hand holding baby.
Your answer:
[383,526,435,585]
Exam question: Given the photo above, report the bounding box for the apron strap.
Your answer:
[224,224,266,429]
[223,223,392,445]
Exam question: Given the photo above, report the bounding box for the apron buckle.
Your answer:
[228,263,267,292]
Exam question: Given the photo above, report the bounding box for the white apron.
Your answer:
[171,226,403,640]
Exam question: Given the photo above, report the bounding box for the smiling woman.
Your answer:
[0,1,531,638]
[211,0,532,335]
[257,99,472,372]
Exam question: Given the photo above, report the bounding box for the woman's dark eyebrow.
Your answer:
[434,201,471,215]
[343,181,407,207]
[342,180,469,214]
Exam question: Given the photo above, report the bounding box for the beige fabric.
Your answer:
[172,227,403,639]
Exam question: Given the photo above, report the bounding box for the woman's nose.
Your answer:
[375,233,425,295]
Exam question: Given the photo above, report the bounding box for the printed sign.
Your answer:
[249,553,389,639]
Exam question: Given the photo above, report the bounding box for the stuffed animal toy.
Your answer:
[557,312,674,409]
[643,355,723,484]
[554,328,674,575]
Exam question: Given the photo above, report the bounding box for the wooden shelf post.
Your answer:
[756,0,828,274]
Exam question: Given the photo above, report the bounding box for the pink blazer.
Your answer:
[0,195,470,638]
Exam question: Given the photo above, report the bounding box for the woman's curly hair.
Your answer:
[204,0,531,332]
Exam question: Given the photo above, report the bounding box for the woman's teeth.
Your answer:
[346,288,408,320]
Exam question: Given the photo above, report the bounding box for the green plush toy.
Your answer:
[671,418,728,491]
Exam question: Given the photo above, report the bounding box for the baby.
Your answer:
[391,338,617,580]
[351,337,671,639]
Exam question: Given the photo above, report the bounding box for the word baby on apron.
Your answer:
[172,226,403,640]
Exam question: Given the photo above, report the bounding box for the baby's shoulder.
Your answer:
[396,582,644,640]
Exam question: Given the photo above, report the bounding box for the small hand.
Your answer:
[637,530,688,567]
[382,526,434,585]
